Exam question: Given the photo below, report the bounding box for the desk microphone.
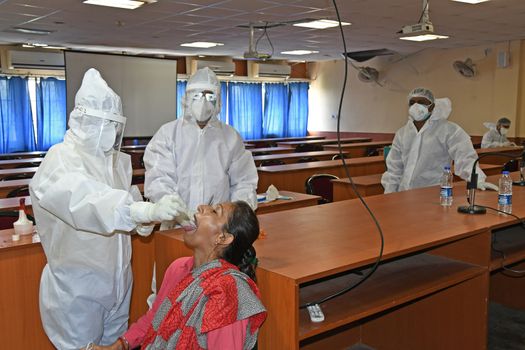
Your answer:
[458,151,522,215]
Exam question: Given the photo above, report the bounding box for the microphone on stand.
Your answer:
[457,151,523,215]
[457,158,486,214]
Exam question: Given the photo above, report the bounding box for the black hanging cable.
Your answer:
[255,22,274,58]
[299,0,385,309]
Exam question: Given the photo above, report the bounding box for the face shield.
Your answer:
[73,106,126,154]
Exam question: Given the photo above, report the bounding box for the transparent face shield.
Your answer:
[73,106,126,155]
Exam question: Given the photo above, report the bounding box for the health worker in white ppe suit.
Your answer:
[143,67,258,226]
[481,117,517,148]
[29,68,184,350]
[381,87,499,193]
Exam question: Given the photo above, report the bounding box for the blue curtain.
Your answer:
[36,78,66,151]
[228,82,263,140]
[176,80,187,118]
[218,81,228,123]
[263,83,289,138]
[0,76,36,153]
[287,82,309,137]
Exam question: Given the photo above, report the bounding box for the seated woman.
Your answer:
[88,201,267,350]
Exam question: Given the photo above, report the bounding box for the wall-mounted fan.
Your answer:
[357,66,379,83]
[453,58,476,78]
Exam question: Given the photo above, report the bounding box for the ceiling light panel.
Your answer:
[83,0,145,10]
[281,50,319,55]
[180,42,224,48]
[399,34,450,42]
[293,19,351,29]
[451,0,491,4]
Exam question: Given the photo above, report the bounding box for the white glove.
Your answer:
[130,194,187,224]
[478,181,499,191]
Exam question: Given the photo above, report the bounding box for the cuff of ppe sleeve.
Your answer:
[130,202,153,224]
[136,224,154,237]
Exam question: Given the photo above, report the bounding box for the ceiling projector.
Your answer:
[400,22,434,35]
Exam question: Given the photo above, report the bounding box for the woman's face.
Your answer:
[184,202,235,251]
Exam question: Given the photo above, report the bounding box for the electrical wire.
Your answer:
[299,0,385,309]
[255,22,274,58]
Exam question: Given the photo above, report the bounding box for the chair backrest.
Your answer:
[260,159,285,167]
[305,173,340,204]
[297,157,319,163]
[1,173,33,181]
[7,186,30,198]
[503,159,519,172]
[295,143,323,153]
[331,154,350,160]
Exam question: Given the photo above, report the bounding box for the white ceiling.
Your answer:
[0,0,525,61]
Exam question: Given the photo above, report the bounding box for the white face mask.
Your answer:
[500,127,509,136]
[99,123,117,152]
[409,103,431,121]
[190,98,216,122]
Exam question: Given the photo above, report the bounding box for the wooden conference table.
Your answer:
[0,189,319,349]
[277,137,372,148]
[0,169,146,198]
[156,174,525,349]
[477,146,523,165]
[249,146,294,155]
[324,140,393,158]
[257,156,386,193]
[332,163,504,201]
[0,157,43,169]
[253,150,348,166]
[0,151,47,160]
[246,136,325,148]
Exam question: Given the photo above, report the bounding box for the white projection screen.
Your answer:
[65,51,177,137]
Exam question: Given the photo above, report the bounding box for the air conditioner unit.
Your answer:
[195,59,235,76]
[257,63,291,77]
[9,50,64,70]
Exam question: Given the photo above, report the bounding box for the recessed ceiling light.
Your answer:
[83,0,146,10]
[12,27,53,35]
[44,46,67,50]
[180,42,224,48]
[293,19,350,29]
[399,33,449,41]
[451,0,490,4]
[281,50,319,55]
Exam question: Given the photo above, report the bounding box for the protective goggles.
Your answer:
[190,91,217,102]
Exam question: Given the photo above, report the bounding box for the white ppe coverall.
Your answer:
[30,69,141,349]
[481,123,513,148]
[381,98,487,193]
[143,68,258,212]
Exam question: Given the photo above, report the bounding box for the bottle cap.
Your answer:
[502,171,510,175]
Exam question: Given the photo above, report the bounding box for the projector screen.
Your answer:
[65,51,177,137]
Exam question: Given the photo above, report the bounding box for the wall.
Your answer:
[308,40,523,137]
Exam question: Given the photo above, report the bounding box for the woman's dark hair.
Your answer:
[221,201,260,281]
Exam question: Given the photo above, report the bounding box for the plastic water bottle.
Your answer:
[498,171,512,214]
[440,166,453,206]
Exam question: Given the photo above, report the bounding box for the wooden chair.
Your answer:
[295,143,323,153]
[7,186,30,198]
[305,173,339,204]
[260,159,285,167]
